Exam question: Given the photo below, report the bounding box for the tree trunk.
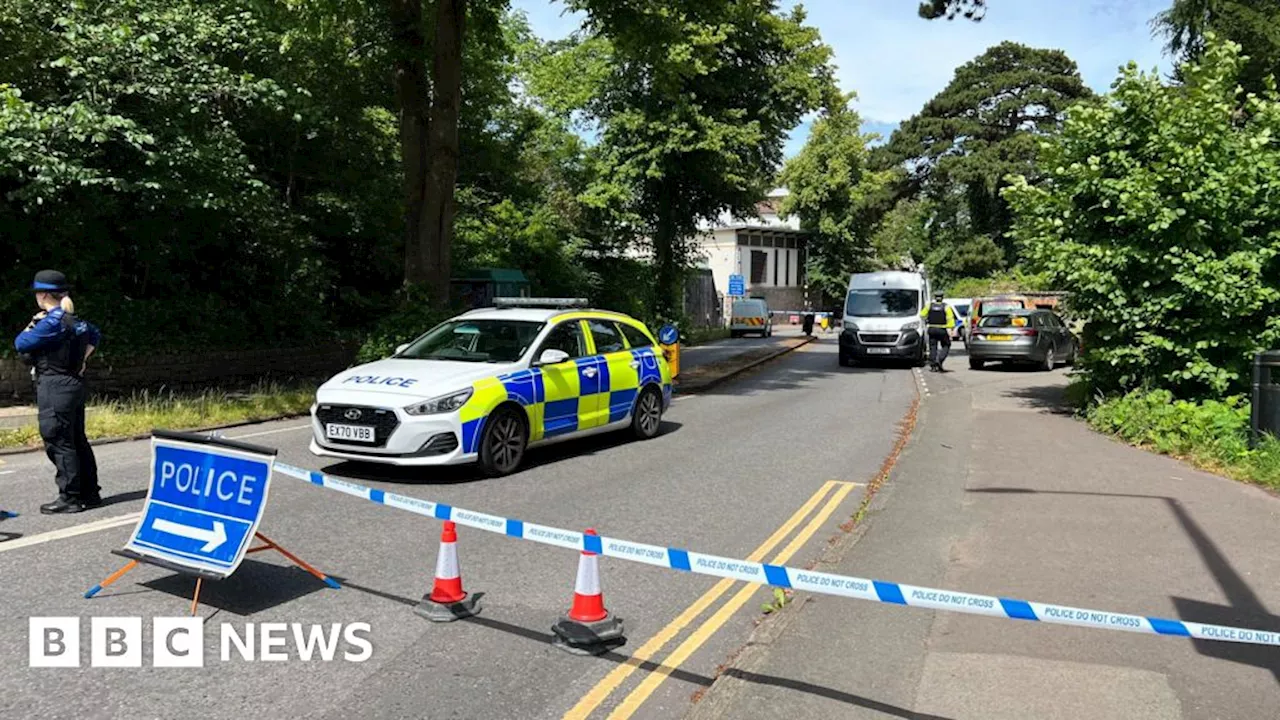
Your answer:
[419,0,467,305]
[653,187,681,321]
[390,0,430,288]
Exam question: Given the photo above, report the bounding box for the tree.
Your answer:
[877,42,1092,267]
[1004,39,1280,398]
[1152,0,1280,95]
[568,0,837,320]
[393,0,484,303]
[918,0,986,20]
[779,97,892,302]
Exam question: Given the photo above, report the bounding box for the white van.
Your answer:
[838,271,929,367]
[730,298,772,338]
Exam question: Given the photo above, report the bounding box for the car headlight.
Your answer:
[404,388,473,416]
[901,320,921,332]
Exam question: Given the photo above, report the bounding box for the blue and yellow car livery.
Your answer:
[310,308,673,473]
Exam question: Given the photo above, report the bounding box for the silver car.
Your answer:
[968,309,1078,371]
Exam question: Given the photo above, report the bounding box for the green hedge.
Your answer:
[1086,388,1280,489]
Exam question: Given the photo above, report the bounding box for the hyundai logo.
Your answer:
[344,408,363,421]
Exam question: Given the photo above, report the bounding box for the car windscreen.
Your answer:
[981,300,1025,313]
[398,320,545,363]
[979,314,1031,328]
[953,304,970,317]
[845,289,919,317]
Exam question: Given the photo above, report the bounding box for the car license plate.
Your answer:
[326,423,375,442]
[986,335,1013,341]
[868,347,891,355]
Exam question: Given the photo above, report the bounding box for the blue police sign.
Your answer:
[728,274,745,297]
[123,431,277,579]
[658,324,679,345]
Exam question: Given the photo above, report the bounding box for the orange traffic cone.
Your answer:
[414,521,481,622]
[552,529,625,654]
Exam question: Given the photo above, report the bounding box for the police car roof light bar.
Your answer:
[492,297,590,309]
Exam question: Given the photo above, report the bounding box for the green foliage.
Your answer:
[944,269,1052,298]
[355,288,453,364]
[1005,38,1280,398]
[877,41,1092,269]
[1153,0,1280,95]
[1087,388,1280,489]
[780,97,893,302]
[918,0,987,21]
[761,587,791,614]
[569,0,838,318]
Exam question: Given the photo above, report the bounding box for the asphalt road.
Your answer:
[687,346,1280,720]
[0,334,915,720]
[677,325,809,371]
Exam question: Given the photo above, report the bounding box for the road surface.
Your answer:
[0,334,915,720]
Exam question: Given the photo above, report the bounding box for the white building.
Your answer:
[693,187,811,314]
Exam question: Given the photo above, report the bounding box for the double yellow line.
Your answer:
[563,480,858,720]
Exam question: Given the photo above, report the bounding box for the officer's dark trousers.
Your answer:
[37,374,100,502]
[927,327,952,368]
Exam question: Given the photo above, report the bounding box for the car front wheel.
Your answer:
[631,386,664,440]
[479,406,527,477]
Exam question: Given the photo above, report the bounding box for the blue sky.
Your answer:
[510,0,1175,157]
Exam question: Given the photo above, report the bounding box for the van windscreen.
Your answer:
[845,289,919,317]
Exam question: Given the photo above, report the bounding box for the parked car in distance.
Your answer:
[968,309,1078,371]
[944,297,971,343]
[730,298,773,338]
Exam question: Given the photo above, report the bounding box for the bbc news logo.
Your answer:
[29,617,372,667]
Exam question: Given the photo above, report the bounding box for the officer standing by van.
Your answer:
[920,292,956,373]
[14,270,103,514]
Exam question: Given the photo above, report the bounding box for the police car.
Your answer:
[310,299,674,476]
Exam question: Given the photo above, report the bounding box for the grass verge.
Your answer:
[681,326,731,346]
[1086,388,1280,491]
[0,382,314,450]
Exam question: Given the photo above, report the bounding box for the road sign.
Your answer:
[658,324,679,345]
[728,274,745,297]
[123,431,277,580]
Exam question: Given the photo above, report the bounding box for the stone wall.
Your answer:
[0,344,358,405]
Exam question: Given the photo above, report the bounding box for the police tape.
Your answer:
[274,462,1280,647]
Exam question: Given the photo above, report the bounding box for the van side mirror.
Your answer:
[535,349,570,366]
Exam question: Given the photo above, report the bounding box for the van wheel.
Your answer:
[730,330,742,339]
[479,406,527,477]
[969,358,984,370]
[631,386,663,440]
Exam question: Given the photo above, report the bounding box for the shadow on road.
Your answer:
[968,487,1280,683]
[996,381,1076,416]
[322,421,683,486]
[341,579,940,718]
[136,560,341,616]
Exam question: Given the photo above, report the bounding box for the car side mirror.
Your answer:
[394,343,410,356]
[536,349,570,366]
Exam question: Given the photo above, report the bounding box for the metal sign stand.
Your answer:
[85,531,339,615]
[83,429,339,614]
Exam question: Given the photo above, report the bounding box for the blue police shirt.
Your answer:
[14,307,102,354]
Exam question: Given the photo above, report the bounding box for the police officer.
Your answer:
[920,292,956,373]
[14,270,103,514]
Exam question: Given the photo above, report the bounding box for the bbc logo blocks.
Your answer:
[30,617,204,668]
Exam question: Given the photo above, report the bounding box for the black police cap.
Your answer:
[32,269,70,293]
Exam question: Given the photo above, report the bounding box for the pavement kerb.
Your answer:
[674,336,815,395]
[685,363,923,718]
[0,338,812,456]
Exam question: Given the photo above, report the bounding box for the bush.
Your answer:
[1005,39,1280,399]
[1087,388,1280,489]
[355,289,452,365]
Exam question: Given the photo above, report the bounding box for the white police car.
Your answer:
[310,299,674,476]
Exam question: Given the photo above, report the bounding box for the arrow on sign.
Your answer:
[152,518,228,553]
